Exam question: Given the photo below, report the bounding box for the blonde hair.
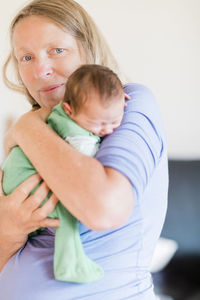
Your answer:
[3,0,124,108]
[64,64,124,114]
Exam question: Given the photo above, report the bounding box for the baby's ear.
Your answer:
[62,102,72,115]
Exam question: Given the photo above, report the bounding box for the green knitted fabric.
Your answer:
[2,102,103,283]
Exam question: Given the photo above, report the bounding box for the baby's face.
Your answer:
[70,93,125,137]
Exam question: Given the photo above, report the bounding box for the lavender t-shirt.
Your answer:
[0,83,168,300]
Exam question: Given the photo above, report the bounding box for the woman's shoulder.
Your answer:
[123,82,151,93]
[122,82,167,152]
[123,82,157,104]
[123,82,163,124]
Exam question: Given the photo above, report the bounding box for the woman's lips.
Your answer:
[40,84,64,93]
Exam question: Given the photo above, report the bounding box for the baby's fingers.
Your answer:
[124,93,131,100]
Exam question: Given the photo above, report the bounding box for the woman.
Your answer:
[0,0,168,299]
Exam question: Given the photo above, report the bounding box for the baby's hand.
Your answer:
[124,93,131,100]
[123,93,131,108]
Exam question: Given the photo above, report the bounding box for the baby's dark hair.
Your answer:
[64,64,123,114]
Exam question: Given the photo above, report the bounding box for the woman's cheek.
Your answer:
[19,66,32,87]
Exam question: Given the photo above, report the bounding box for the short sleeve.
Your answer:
[95,83,167,200]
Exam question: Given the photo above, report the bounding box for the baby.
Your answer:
[2,64,125,283]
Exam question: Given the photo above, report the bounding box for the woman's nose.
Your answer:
[33,59,53,79]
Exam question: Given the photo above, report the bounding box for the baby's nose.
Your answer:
[100,128,113,136]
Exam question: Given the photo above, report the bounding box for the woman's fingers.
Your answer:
[32,192,60,228]
[6,173,60,232]
[0,169,4,196]
[29,194,60,228]
[16,177,60,229]
[36,193,59,219]
[24,181,50,211]
[0,171,60,243]
[41,218,60,228]
[12,173,42,203]
[30,192,61,232]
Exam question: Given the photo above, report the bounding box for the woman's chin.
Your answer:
[39,92,65,108]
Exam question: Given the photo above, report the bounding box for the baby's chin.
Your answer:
[91,130,103,137]
[98,133,104,137]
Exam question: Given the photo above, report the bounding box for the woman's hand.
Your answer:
[0,169,60,271]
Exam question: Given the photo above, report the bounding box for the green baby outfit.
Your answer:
[2,102,104,283]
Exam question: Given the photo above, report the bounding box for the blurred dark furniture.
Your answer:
[153,160,200,300]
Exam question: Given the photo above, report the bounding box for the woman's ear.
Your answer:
[62,102,72,115]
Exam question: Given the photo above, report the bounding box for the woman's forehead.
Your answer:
[12,15,78,50]
[13,15,67,36]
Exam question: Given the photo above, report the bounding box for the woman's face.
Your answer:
[13,15,86,108]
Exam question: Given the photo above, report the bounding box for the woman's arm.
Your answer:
[0,169,60,272]
[9,109,134,231]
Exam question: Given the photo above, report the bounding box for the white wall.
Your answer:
[0,1,32,164]
[1,0,200,164]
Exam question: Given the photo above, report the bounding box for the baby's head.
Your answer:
[63,64,125,137]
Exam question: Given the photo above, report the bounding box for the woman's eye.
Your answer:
[22,55,32,61]
[54,48,64,54]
